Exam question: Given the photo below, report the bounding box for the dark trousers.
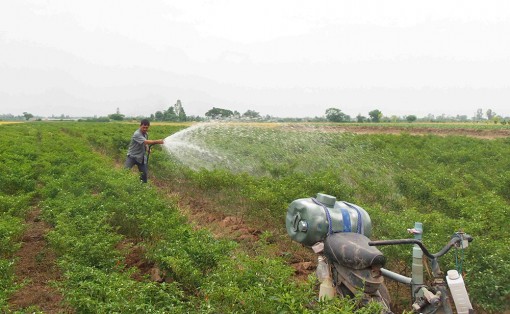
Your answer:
[124,156,148,183]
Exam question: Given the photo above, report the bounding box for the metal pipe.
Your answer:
[412,222,424,298]
[381,268,412,285]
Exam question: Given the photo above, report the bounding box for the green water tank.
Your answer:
[286,193,372,247]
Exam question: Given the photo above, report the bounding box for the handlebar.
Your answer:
[369,233,473,260]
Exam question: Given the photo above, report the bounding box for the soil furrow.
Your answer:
[8,208,72,313]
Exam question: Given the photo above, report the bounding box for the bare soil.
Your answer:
[8,208,73,313]
[288,124,510,139]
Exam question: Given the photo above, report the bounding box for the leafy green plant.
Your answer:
[150,123,509,312]
[3,121,509,313]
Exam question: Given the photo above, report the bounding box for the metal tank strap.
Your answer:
[312,198,335,235]
[312,198,352,235]
[340,205,352,232]
[343,201,364,235]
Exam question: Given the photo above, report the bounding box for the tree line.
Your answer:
[4,101,508,124]
[147,102,508,124]
[324,107,508,124]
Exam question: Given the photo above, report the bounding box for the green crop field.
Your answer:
[1,121,508,313]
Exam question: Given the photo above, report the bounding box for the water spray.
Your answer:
[163,122,231,171]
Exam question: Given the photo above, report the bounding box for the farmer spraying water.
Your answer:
[124,119,165,183]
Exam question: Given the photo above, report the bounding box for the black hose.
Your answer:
[369,233,473,260]
[369,239,437,259]
[146,144,155,164]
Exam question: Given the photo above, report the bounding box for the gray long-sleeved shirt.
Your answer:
[127,129,148,163]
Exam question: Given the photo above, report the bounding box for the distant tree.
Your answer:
[154,111,164,121]
[424,114,435,122]
[492,115,502,124]
[0,114,19,121]
[243,110,261,119]
[435,114,448,122]
[174,100,187,121]
[150,100,187,122]
[163,106,178,121]
[406,115,417,122]
[368,109,382,122]
[178,109,187,121]
[108,108,124,121]
[205,107,234,119]
[108,113,124,121]
[456,115,469,122]
[356,114,367,123]
[325,108,349,122]
[23,112,34,121]
[486,109,496,120]
[186,115,205,122]
[475,108,484,121]
[174,100,183,115]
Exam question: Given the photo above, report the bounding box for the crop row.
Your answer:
[1,122,383,313]
[146,122,509,312]
[64,121,508,312]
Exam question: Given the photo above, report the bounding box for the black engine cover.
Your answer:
[324,232,386,270]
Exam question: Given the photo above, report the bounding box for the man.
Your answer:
[125,119,165,183]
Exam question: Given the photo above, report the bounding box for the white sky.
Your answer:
[1,0,509,118]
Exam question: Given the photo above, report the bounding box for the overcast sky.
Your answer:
[1,0,509,119]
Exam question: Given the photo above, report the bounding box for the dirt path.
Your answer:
[288,124,510,139]
[151,178,316,281]
[8,208,72,313]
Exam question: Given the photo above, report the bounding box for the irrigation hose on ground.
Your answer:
[147,144,155,165]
